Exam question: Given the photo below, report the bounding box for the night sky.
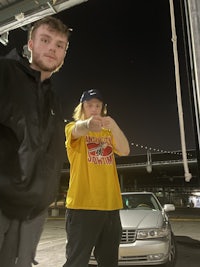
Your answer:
[0,0,196,155]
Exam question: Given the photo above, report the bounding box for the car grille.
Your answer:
[121,229,136,244]
[119,255,149,262]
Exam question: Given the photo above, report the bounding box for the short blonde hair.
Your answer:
[29,16,72,40]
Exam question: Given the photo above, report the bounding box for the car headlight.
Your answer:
[137,226,170,239]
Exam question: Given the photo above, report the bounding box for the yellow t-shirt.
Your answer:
[65,121,123,210]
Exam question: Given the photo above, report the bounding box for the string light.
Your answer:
[130,142,193,157]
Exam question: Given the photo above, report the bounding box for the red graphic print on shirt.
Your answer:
[86,136,113,165]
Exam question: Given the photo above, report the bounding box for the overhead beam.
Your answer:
[0,0,88,36]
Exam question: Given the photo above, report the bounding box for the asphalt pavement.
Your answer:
[34,207,200,267]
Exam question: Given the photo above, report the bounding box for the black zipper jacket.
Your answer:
[0,49,66,220]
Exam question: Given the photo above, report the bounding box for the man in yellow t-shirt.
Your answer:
[63,89,130,267]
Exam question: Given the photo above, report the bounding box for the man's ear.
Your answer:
[66,41,69,51]
[28,39,33,51]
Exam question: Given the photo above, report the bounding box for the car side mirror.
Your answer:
[164,204,175,212]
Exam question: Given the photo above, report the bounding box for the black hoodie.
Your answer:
[0,48,65,220]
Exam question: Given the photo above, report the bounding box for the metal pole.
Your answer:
[183,0,200,185]
[169,0,192,182]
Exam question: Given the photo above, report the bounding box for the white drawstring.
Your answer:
[169,0,192,182]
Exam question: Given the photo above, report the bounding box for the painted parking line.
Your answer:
[170,218,200,222]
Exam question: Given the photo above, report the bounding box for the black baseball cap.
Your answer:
[80,89,103,103]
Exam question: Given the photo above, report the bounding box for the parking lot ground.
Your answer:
[35,218,66,267]
[35,208,200,267]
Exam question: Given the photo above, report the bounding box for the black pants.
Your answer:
[63,209,122,267]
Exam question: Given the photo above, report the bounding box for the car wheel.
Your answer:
[163,231,177,267]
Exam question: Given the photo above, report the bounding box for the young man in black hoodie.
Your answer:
[0,16,71,267]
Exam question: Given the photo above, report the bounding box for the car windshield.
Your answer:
[122,193,161,211]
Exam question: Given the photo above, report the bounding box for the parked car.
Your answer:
[89,191,176,266]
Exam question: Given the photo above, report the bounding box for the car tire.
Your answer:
[163,231,177,267]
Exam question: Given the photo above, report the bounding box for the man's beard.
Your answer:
[32,56,64,73]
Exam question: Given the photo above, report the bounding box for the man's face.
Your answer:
[28,24,68,73]
[83,99,103,119]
